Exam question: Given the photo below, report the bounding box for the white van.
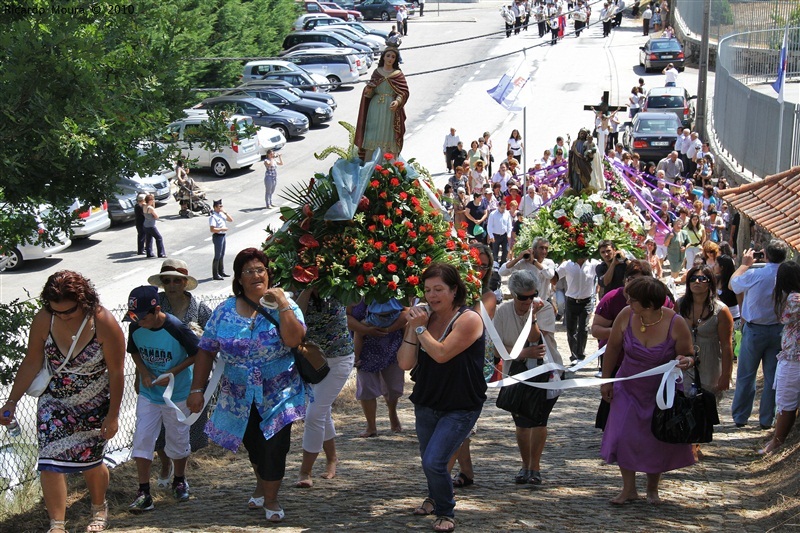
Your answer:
[163,113,261,177]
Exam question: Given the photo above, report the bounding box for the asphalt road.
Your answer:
[0,3,708,311]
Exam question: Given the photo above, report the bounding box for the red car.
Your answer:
[302,0,363,21]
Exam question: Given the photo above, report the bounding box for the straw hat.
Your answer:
[147,258,198,291]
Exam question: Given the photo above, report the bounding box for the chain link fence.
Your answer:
[673,0,797,43]
[0,295,230,494]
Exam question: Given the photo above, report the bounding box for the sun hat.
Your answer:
[147,258,199,291]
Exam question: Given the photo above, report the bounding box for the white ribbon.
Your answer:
[159,358,226,425]
[481,302,683,409]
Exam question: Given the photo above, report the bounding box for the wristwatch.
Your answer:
[415,326,427,336]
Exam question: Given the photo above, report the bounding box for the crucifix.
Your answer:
[583,91,627,154]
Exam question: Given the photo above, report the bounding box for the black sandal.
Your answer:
[452,472,474,488]
[413,497,435,516]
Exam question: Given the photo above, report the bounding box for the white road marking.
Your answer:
[426,114,437,122]
[468,76,475,81]
[236,219,254,228]
[437,106,447,112]
[172,246,194,256]
[113,267,143,281]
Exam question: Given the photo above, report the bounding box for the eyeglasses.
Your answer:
[49,303,79,316]
[478,264,490,271]
[515,291,539,301]
[689,275,710,283]
[242,267,267,277]
[160,277,185,285]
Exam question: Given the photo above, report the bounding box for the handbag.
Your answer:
[651,349,719,444]
[26,314,91,397]
[241,296,330,385]
[495,357,548,421]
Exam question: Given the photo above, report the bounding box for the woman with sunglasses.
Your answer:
[677,265,733,459]
[146,259,212,490]
[1,271,125,533]
[187,248,306,523]
[683,213,706,270]
[493,270,556,486]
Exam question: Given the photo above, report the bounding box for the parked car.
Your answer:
[70,199,111,238]
[0,206,72,271]
[279,42,338,57]
[256,126,287,155]
[196,96,310,140]
[622,112,684,162]
[302,0,363,22]
[282,43,367,75]
[162,113,261,178]
[238,79,337,110]
[241,59,304,80]
[356,0,414,21]
[283,49,360,89]
[283,30,374,67]
[329,20,390,39]
[225,87,334,126]
[108,186,147,224]
[293,13,337,31]
[318,25,384,54]
[642,86,696,128]
[638,37,685,72]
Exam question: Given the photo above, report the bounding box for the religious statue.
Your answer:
[587,135,606,191]
[354,46,409,161]
[568,127,593,193]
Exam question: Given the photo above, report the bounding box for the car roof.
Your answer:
[243,59,296,67]
[286,48,356,55]
[647,37,680,44]
[647,86,686,97]
[203,96,265,105]
[636,112,683,120]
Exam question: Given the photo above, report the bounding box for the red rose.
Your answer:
[387,264,398,273]
[375,164,383,172]
[387,281,397,290]
[457,229,466,239]
[407,259,415,267]
[375,242,384,250]
[385,201,393,209]
[381,169,390,176]
[399,192,408,200]
[446,240,456,250]
[384,153,394,160]
[379,191,387,199]
[388,243,399,252]
[399,252,407,259]
[557,216,567,224]
[378,214,386,221]
[356,275,365,287]
[418,224,426,232]
[426,235,435,245]
[379,256,388,264]
[563,220,572,228]
[408,247,417,255]
[368,225,377,232]
[423,256,433,265]
[363,262,374,272]
[460,221,468,229]
[407,275,419,285]
[408,231,417,238]
[382,219,392,227]
[368,276,377,286]
[405,220,414,229]
[395,208,403,216]
[577,236,586,247]
[411,197,421,207]
[348,255,358,267]
[371,180,380,188]
[390,178,400,187]
[394,161,404,169]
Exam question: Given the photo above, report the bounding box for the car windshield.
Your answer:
[650,41,681,52]
[636,118,682,133]
[250,99,281,114]
[272,89,300,103]
[647,96,685,108]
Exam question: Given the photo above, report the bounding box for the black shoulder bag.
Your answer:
[241,296,330,385]
[495,345,549,421]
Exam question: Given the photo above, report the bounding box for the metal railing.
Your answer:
[0,295,229,493]
[713,27,800,177]
[673,0,797,44]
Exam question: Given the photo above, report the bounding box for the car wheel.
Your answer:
[1,248,23,271]
[380,11,389,21]
[211,158,231,178]
[326,75,341,90]
[274,125,290,139]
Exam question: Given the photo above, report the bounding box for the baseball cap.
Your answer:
[124,285,159,322]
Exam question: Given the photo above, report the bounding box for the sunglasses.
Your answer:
[49,303,79,316]
[515,291,539,301]
[160,277,185,285]
[689,275,710,283]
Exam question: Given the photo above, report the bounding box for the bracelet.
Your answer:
[403,340,418,346]
[189,389,205,395]
[278,306,292,313]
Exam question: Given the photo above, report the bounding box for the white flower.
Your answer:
[553,209,567,219]
[592,214,605,226]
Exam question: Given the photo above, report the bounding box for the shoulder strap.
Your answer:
[54,314,91,375]
[438,307,466,342]
[240,295,280,331]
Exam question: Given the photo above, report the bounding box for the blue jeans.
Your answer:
[731,322,783,427]
[414,404,482,518]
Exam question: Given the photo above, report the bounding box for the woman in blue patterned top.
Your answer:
[293,289,355,488]
[187,248,306,523]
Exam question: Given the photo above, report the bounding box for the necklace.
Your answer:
[640,309,664,332]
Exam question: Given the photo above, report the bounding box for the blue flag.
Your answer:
[772,23,789,104]
[487,58,533,112]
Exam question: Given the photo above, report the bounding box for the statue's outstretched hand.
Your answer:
[390,100,399,111]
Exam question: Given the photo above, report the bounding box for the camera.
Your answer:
[753,251,765,260]
[523,253,531,260]
[615,252,627,263]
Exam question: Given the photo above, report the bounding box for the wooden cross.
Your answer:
[583,91,627,115]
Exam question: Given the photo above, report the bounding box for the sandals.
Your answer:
[264,502,284,523]
[433,516,456,532]
[529,471,543,486]
[451,472,474,488]
[413,497,435,516]
[86,501,108,532]
[48,520,68,533]
[248,496,265,510]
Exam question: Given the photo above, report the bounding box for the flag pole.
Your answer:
[775,21,789,174]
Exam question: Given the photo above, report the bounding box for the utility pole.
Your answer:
[695,0,712,139]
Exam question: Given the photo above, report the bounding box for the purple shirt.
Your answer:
[595,286,674,347]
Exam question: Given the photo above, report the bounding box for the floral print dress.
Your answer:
[38,319,110,473]
[199,297,307,451]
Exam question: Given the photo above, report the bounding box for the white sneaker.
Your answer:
[156,459,174,489]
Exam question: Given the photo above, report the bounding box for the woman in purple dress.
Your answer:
[600,276,696,505]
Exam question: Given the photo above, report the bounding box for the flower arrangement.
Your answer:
[514,191,646,262]
[264,146,482,305]
[603,158,633,201]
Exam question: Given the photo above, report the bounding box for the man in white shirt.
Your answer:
[520,185,543,217]
[557,256,600,362]
[487,202,513,265]
[443,127,460,173]
[677,128,691,175]
[686,132,703,177]
[663,63,679,86]
[730,240,788,429]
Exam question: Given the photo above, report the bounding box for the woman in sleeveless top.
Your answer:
[398,263,485,533]
[0,271,125,533]
[600,276,695,506]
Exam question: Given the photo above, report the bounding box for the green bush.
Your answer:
[711,0,734,26]
[0,298,39,386]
